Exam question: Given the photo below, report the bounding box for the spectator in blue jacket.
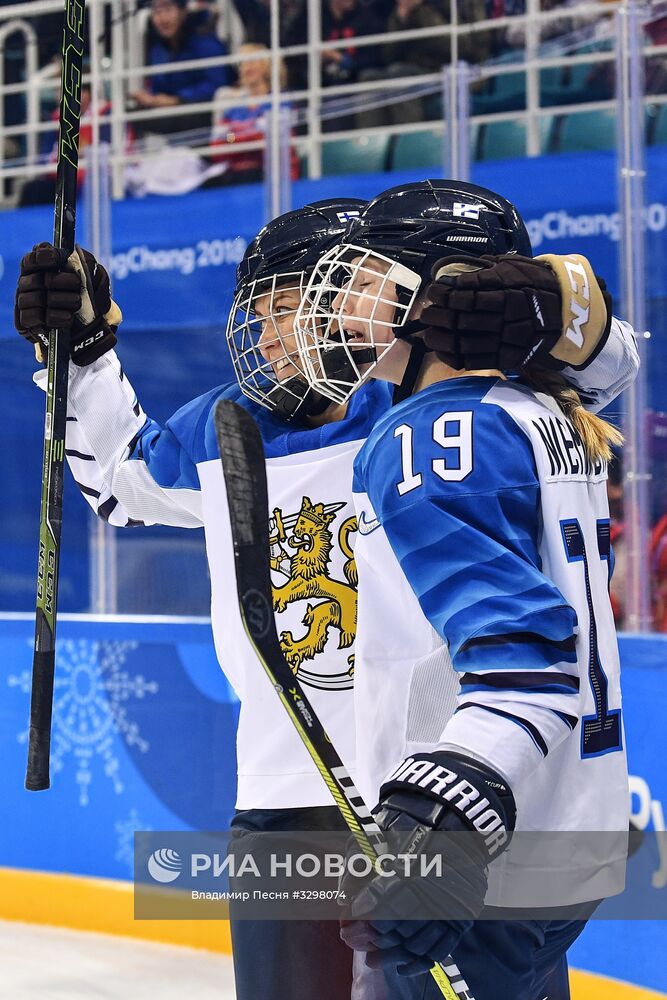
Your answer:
[131,0,230,134]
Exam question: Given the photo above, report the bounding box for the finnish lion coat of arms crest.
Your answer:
[269,495,357,691]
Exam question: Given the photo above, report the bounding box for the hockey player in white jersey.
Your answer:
[14,199,382,1000]
[293,179,636,999]
[15,183,637,1000]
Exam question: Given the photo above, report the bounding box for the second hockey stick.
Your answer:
[214,399,458,1000]
[25,0,86,791]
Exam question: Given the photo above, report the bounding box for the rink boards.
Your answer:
[0,615,665,994]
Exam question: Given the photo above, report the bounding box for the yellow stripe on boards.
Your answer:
[571,970,667,1000]
[0,868,231,953]
[1,870,665,998]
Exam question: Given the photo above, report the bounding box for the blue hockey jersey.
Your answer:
[352,375,628,905]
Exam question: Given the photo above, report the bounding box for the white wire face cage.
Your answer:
[226,271,311,416]
[294,244,422,406]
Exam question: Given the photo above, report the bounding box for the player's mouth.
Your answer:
[273,357,300,381]
[341,324,369,346]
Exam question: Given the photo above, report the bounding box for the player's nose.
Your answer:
[332,286,348,313]
[257,320,280,360]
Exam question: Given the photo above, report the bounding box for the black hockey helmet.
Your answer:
[236,198,367,289]
[338,179,531,284]
[293,180,531,406]
[227,198,366,421]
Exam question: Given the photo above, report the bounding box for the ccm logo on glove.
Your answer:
[385,755,509,855]
[563,256,592,347]
[535,252,610,367]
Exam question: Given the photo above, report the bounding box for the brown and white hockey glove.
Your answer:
[419,252,611,372]
[15,242,122,365]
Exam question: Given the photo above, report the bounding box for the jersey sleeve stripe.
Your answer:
[460,631,577,655]
[76,481,101,500]
[553,710,579,730]
[460,670,580,693]
[98,496,119,522]
[456,701,549,757]
[65,448,95,461]
[454,636,578,672]
[457,687,580,723]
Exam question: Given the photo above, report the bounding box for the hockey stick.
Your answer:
[25,0,86,792]
[215,399,458,1000]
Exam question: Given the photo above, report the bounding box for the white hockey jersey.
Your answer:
[36,350,391,809]
[353,375,630,905]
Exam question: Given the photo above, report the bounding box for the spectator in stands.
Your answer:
[357,0,489,128]
[131,0,231,135]
[321,0,384,87]
[356,0,448,127]
[232,0,307,87]
[383,0,450,75]
[209,44,298,185]
[18,82,129,206]
[232,0,306,49]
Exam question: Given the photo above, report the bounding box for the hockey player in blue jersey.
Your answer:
[16,183,637,1000]
[293,179,635,999]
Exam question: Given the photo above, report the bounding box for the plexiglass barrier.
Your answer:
[0,0,665,631]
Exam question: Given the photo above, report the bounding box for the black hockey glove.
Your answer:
[340,751,516,977]
[420,253,612,373]
[15,242,121,366]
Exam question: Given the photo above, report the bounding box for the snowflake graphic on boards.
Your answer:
[115,807,152,875]
[8,640,158,806]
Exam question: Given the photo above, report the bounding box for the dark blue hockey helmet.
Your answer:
[227,198,366,421]
[294,180,531,406]
[340,178,531,283]
[236,198,366,288]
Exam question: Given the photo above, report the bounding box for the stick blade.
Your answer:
[214,400,278,650]
[214,399,269,550]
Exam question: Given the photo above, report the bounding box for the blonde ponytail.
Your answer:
[523,368,624,464]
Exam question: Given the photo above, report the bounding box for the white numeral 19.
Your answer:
[395,410,474,496]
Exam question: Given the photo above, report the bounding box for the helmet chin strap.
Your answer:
[392,337,429,405]
[267,374,331,421]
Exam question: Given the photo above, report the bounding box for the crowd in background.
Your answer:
[1,0,666,197]
[2,0,667,625]
[6,0,665,200]
[0,0,667,192]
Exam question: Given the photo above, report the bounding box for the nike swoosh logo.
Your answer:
[358,510,381,535]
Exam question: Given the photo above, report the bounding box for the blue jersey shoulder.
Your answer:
[266,379,392,459]
[184,378,393,464]
[354,377,538,515]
